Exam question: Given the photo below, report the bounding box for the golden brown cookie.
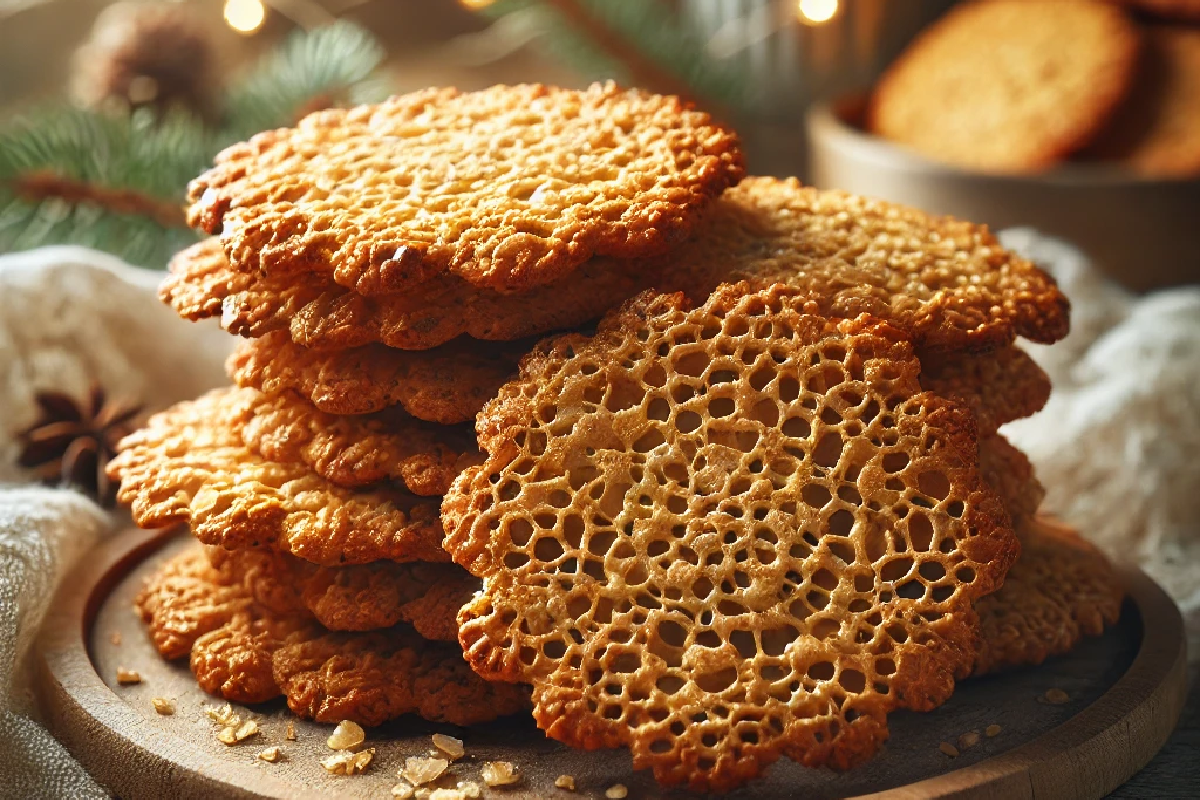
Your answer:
[273,626,529,728]
[979,434,1044,530]
[974,516,1123,676]
[205,545,476,638]
[868,1,1140,171]
[162,237,657,352]
[139,548,528,723]
[443,285,1015,791]
[920,346,1051,436]
[192,613,313,705]
[653,178,1070,351]
[1085,26,1200,176]
[237,386,479,496]
[136,548,312,703]
[228,332,520,423]
[108,389,447,566]
[135,548,256,660]
[187,82,744,295]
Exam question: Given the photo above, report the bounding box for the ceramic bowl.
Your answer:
[806,95,1199,292]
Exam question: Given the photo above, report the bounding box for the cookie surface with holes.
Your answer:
[868,1,1139,171]
[975,517,1123,676]
[228,332,521,423]
[108,388,446,566]
[236,386,479,496]
[442,285,1016,791]
[920,347,1051,436]
[161,237,658,352]
[653,179,1069,351]
[205,545,476,638]
[139,548,527,723]
[187,82,744,295]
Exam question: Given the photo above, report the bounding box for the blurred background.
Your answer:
[0,0,956,176]
[0,0,1195,281]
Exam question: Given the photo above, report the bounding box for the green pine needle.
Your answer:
[481,0,754,113]
[0,21,389,269]
[0,12,751,269]
[0,108,207,267]
[221,20,390,142]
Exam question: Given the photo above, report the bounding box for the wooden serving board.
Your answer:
[35,527,1187,800]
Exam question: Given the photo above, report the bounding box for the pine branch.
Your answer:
[0,22,390,268]
[541,0,702,105]
[0,108,206,267]
[11,172,185,228]
[220,20,389,141]
[479,0,753,114]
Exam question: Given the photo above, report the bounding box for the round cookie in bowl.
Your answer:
[811,1,1199,291]
[809,94,1200,292]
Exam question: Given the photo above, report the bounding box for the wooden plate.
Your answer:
[35,527,1187,799]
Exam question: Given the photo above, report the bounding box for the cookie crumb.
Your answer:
[1042,688,1070,705]
[115,667,142,685]
[555,774,576,791]
[480,761,520,787]
[401,756,449,786]
[429,787,477,800]
[391,782,415,799]
[456,781,482,798]
[258,746,282,762]
[110,632,122,646]
[939,742,959,758]
[985,724,1003,737]
[606,784,628,799]
[204,703,240,727]
[432,733,465,760]
[218,719,258,745]
[321,748,374,775]
[285,721,296,740]
[151,697,174,715]
[327,720,365,750]
[958,731,980,750]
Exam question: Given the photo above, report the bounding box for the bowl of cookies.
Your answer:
[807,0,1200,292]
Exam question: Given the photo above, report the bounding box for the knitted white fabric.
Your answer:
[0,246,231,798]
[0,486,111,799]
[1001,230,1200,612]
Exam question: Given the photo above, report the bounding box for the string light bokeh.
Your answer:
[797,0,839,25]
[224,0,266,34]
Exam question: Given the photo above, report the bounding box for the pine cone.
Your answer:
[71,1,218,121]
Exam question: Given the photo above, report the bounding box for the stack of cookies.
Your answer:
[111,83,744,729]
[111,83,1124,792]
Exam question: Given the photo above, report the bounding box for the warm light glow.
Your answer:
[459,0,496,9]
[224,0,266,34]
[797,0,839,25]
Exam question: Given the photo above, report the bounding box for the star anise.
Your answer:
[16,383,143,508]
